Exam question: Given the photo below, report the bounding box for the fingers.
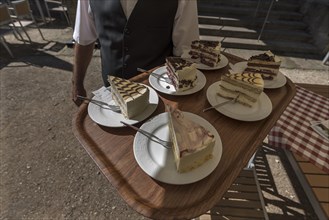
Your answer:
[73,97,84,106]
[72,84,87,107]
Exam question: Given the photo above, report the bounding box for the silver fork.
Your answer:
[137,67,173,85]
[229,62,235,70]
[77,95,121,112]
[203,94,240,112]
[120,121,172,149]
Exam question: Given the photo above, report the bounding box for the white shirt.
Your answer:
[73,0,199,56]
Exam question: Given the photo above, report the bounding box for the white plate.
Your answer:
[230,61,287,89]
[148,66,206,95]
[206,81,272,121]
[181,49,229,70]
[87,85,159,127]
[133,112,223,185]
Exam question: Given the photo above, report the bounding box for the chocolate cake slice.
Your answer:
[189,40,221,67]
[165,57,197,92]
[246,51,281,80]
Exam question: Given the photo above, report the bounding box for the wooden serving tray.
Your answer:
[72,52,296,220]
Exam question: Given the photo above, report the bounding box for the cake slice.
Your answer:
[218,72,264,107]
[108,76,149,119]
[167,106,215,173]
[189,40,221,67]
[245,50,281,80]
[166,57,197,92]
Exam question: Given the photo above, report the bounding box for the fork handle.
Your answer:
[137,68,161,79]
[137,67,149,73]
[203,99,234,112]
[120,121,162,142]
[77,95,109,106]
[137,67,172,84]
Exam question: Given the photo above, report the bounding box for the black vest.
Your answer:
[90,0,178,86]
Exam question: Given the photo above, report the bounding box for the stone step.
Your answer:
[196,0,321,57]
[198,0,300,12]
[199,24,312,42]
[200,35,320,55]
[198,4,304,21]
[198,16,308,31]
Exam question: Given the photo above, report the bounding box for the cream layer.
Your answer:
[217,87,256,107]
[190,49,220,63]
[166,57,197,92]
[245,66,279,75]
[168,107,215,173]
[221,74,263,94]
[219,81,259,101]
[108,76,149,119]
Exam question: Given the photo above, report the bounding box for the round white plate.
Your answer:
[181,49,229,70]
[87,85,159,127]
[206,81,272,121]
[133,112,222,185]
[230,61,287,89]
[148,66,206,96]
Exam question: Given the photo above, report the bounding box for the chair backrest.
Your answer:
[11,0,31,18]
[0,4,12,25]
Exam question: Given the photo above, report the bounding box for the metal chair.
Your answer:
[198,166,269,220]
[197,152,269,220]
[44,0,71,26]
[9,0,45,42]
[322,51,329,65]
[0,3,24,58]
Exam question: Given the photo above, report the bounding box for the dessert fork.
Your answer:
[120,121,172,149]
[137,68,173,85]
[203,94,240,112]
[77,95,121,112]
[229,62,235,70]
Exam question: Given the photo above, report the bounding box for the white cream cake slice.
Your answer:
[108,76,149,119]
[167,106,215,173]
[218,72,264,107]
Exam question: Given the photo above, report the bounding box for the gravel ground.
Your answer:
[1,21,327,220]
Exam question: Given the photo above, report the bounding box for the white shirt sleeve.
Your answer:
[73,0,97,45]
[172,0,200,56]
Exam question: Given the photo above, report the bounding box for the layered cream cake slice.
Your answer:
[245,50,281,80]
[167,107,215,173]
[218,72,264,107]
[166,57,197,92]
[189,40,221,67]
[108,76,149,119]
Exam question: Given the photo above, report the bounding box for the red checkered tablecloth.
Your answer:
[268,86,329,173]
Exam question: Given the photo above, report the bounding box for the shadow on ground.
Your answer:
[0,39,72,71]
[255,145,318,220]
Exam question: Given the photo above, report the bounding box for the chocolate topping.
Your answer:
[248,53,275,62]
[109,76,147,100]
[192,40,220,48]
[166,57,193,70]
